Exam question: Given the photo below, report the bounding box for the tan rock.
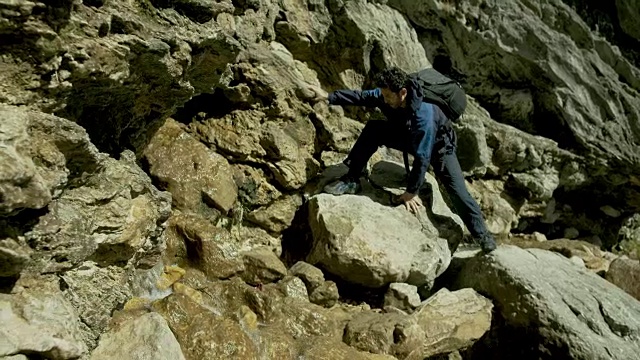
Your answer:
[384,283,421,312]
[407,288,493,359]
[233,164,282,207]
[241,247,288,285]
[300,336,397,360]
[167,213,244,279]
[606,257,640,300]
[309,281,340,308]
[156,265,186,290]
[278,276,309,301]
[246,195,303,233]
[144,118,237,214]
[289,261,325,292]
[153,293,258,360]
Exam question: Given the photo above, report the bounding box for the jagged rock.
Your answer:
[144,118,237,215]
[344,311,424,357]
[0,105,82,216]
[233,165,282,208]
[278,276,309,301]
[453,114,491,177]
[454,246,640,359]
[282,0,429,81]
[0,238,31,277]
[618,213,640,259]
[241,247,288,285]
[309,281,340,308]
[344,288,491,359]
[90,312,185,360]
[235,225,283,256]
[164,213,244,280]
[61,263,132,341]
[290,261,325,292]
[246,194,303,233]
[1,275,92,358]
[606,257,640,301]
[312,102,364,153]
[308,193,451,288]
[23,147,170,273]
[384,283,421,312]
[0,106,165,274]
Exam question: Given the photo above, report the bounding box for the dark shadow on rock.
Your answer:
[280,202,313,268]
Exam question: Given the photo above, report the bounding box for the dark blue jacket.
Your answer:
[328,81,447,194]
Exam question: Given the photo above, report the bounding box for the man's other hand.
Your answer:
[398,192,422,214]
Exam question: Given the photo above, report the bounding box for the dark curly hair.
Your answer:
[374,67,409,92]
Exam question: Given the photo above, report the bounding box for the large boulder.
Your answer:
[307,193,451,288]
[453,246,640,359]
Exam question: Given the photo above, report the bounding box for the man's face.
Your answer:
[381,87,407,109]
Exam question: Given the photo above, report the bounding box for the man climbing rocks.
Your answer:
[310,67,497,254]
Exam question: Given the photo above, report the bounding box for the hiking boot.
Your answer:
[476,233,497,254]
[323,175,361,195]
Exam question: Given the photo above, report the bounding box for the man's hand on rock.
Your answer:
[303,84,329,104]
[399,192,422,215]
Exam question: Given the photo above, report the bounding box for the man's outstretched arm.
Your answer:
[328,89,384,107]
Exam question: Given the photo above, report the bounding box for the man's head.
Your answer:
[375,67,410,109]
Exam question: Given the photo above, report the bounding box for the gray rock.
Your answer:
[277,276,309,301]
[0,105,103,218]
[454,245,640,359]
[616,0,640,39]
[309,281,340,308]
[307,194,451,288]
[369,160,465,250]
[618,213,640,259]
[61,263,132,341]
[384,283,421,312]
[90,312,185,360]
[0,238,31,277]
[23,148,171,273]
[241,247,288,286]
[453,114,491,177]
[290,261,325,292]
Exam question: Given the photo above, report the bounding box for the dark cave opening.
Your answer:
[172,90,236,124]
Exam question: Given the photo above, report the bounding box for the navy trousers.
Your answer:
[345,120,490,239]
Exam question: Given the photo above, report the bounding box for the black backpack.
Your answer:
[403,68,467,175]
[410,68,467,121]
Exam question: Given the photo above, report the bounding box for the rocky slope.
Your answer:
[1,0,640,359]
